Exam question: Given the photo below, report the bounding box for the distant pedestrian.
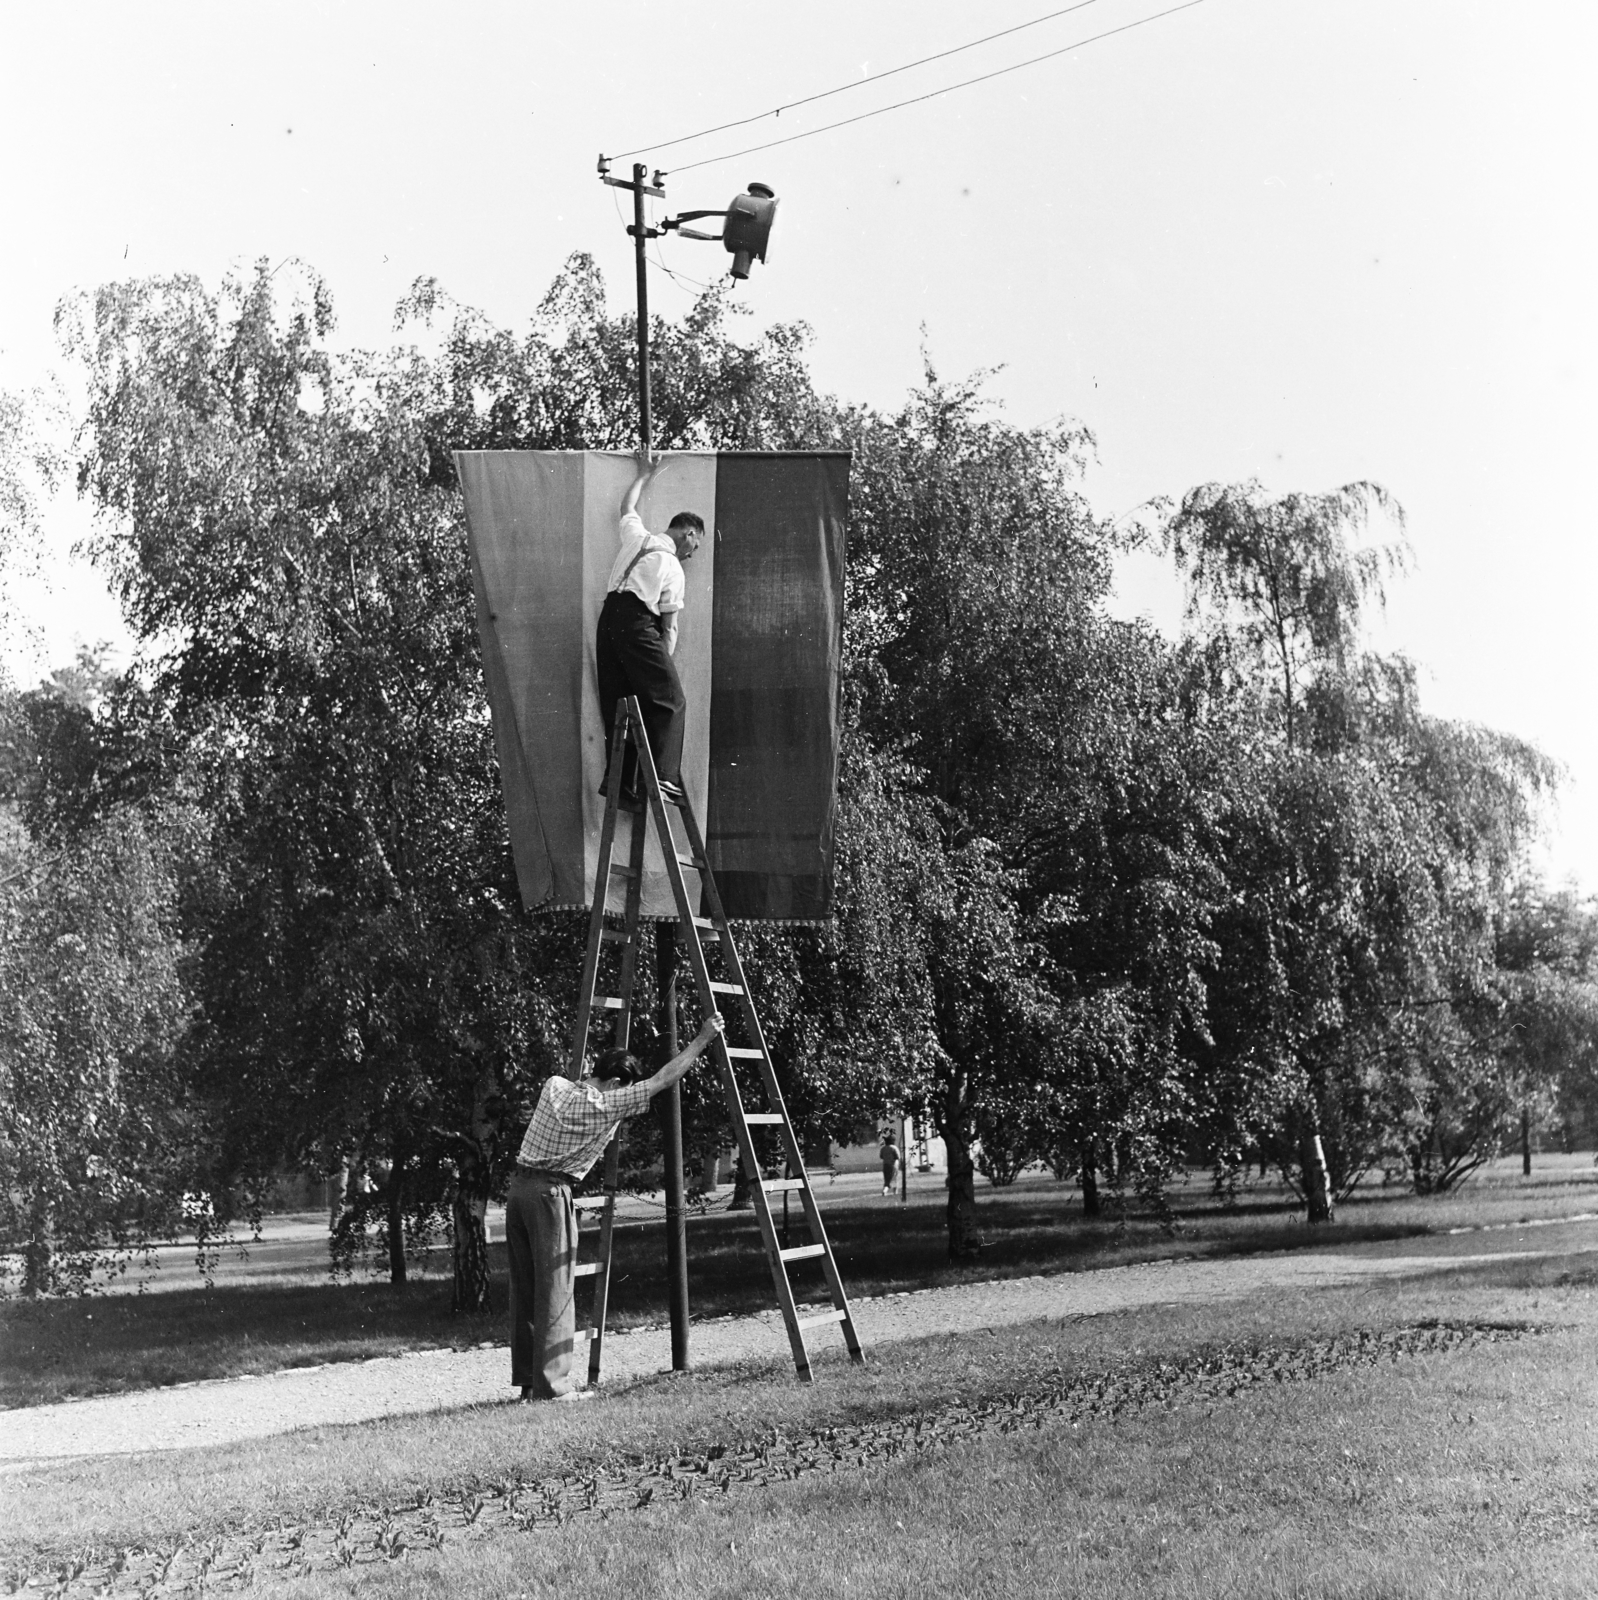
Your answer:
[880,1130,901,1196]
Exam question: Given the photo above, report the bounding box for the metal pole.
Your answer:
[901,1113,909,1203]
[657,923,690,1368]
[632,162,653,454]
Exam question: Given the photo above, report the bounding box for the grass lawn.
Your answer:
[3,1155,1595,1409]
[283,1313,1598,1599]
[279,1286,1597,1600]
[6,1247,1596,1597]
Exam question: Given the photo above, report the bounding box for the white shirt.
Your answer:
[607,511,685,616]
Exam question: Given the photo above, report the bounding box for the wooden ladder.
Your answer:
[567,695,865,1384]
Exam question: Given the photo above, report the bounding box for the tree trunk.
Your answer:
[1301,1129,1333,1224]
[451,1181,490,1313]
[327,1164,349,1231]
[941,1081,982,1258]
[386,1161,408,1286]
[1521,1105,1532,1177]
[450,1072,502,1313]
[729,1148,754,1210]
[1080,1141,1101,1218]
[946,1134,981,1257]
[22,1193,52,1297]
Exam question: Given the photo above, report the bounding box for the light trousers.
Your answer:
[506,1171,579,1397]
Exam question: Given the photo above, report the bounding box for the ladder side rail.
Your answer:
[586,1136,622,1385]
[568,715,632,1079]
[609,799,650,1044]
[714,936,862,1356]
[708,1039,814,1383]
[625,705,815,1382]
[674,798,809,1170]
[609,737,652,1052]
[586,709,652,1386]
[792,1182,863,1359]
[676,792,864,1361]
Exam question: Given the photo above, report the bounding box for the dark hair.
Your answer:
[667,511,705,538]
[593,1047,644,1085]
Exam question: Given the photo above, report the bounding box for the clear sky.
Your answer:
[2,1,1593,883]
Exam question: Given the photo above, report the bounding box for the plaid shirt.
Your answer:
[517,1076,652,1180]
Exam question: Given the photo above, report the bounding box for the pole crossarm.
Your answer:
[598,153,666,197]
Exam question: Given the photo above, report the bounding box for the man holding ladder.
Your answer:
[508,1013,724,1401]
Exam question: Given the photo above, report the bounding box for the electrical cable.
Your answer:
[642,190,717,296]
[653,237,717,296]
[606,0,1109,162]
[664,0,1209,176]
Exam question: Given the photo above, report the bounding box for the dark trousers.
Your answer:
[596,591,687,792]
[505,1171,579,1397]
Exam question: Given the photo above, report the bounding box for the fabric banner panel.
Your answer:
[460,451,586,910]
[707,453,848,921]
[459,449,847,922]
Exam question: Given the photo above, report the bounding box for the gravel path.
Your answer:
[4,1225,1590,1468]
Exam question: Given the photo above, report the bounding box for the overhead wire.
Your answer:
[664,0,1209,175]
[605,0,1110,162]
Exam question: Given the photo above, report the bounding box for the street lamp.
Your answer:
[597,159,780,452]
[661,181,779,280]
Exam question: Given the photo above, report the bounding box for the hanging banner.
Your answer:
[458,450,849,922]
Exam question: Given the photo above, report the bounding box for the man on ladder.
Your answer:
[596,452,704,809]
[508,1013,723,1401]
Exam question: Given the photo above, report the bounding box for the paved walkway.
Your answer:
[5,1219,1593,1469]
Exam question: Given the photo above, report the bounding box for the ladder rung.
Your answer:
[600,928,630,943]
[691,916,718,930]
[572,1194,610,1209]
[744,1112,784,1124]
[608,863,638,878]
[725,1046,764,1059]
[795,1307,847,1331]
[762,1178,806,1193]
[676,854,705,871]
[572,1263,600,1279]
[780,1244,826,1263]
[598,996,625,1010]
[708,982,744,995]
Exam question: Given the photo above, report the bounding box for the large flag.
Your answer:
[458,450,849,922]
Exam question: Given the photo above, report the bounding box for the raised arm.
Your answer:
[642,1013,724,1099]
[620,451,657,521]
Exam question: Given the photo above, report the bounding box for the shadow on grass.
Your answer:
[8,1158,1597,1408]
[0,1178,1460,1408]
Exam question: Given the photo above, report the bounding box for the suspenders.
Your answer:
[611,538,659,598]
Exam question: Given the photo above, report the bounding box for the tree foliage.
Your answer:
[1,254,1581,1296]
[0,797,195,1292]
